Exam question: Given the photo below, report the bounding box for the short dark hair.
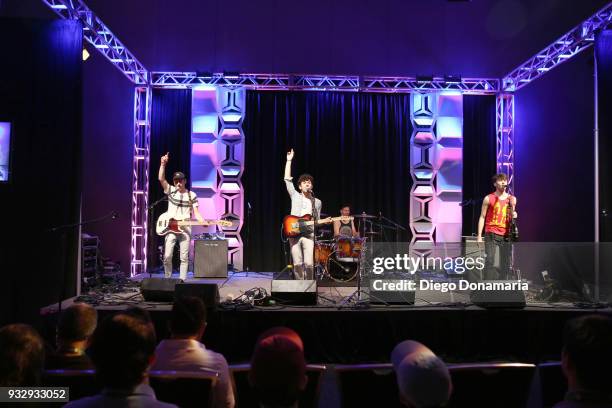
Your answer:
[297,174,314,185]
[89,311,156,389]
[57,303,97,342]
[169,296,207,337]
[340,204,351,210]
[491,173,508,184]
[563,314,612,391]
[250,327,306,407]
[0,324,45,386]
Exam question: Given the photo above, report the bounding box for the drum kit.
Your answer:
[313,212,405,282]
[314,236,364,282]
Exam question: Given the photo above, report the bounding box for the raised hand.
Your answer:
[161,152,169,166]
[286,149,294,161]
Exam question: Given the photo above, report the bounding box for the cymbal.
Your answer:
[353,213,377,219]
[365,231,381,235]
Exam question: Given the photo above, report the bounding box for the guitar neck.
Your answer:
[304,216,352,226]
[178,220,222,226]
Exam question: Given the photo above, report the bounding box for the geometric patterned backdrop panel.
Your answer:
[410,92,463,244]
[191,86,244,269]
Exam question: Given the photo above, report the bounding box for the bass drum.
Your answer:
[326,254,359,282]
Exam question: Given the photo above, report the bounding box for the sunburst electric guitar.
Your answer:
[282,214,353,238]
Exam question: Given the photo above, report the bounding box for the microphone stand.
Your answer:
[147,196,168,277]
[310,190,317,281]
[244,202,252,275]
[378,213,406,241]
[459,198,479,236]
[48,212,119,314]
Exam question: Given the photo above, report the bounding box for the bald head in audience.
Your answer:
[391,340,452,408]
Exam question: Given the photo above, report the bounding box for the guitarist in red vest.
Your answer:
[284,149,322,280]
[159,152,204,280]
[476,173,518,280]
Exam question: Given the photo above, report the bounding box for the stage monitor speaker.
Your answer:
[194,239,228,278]
[141,278,182,302]
[367,278,415,305]
[470,281,526,308]
[175,283,220,312]
[369,290,416,305]
[271,280,317,305]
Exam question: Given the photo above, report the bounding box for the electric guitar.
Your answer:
[156,212,232,237]
[282,214,353,238]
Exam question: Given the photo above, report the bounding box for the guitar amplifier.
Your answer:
[194,239,228,278]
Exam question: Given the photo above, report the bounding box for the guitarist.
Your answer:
[476,173,518,280]
[159,152,205,280]
[284,149,322,280]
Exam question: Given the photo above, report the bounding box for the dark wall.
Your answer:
[0,18,82,325]
[81,49,134,273]
[596,30,612,242]
[1,0,134,274]
[514,50,595,242]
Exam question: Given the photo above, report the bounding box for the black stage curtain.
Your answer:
[147,89,192,270]
[243,91,412,272]
[462,95,497,237]
[596,30,612,242]
[0,19,82,325]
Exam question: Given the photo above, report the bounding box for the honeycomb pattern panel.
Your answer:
[191,87,245,270]
[410,92,463,244]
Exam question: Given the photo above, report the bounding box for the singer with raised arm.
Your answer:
[476,173,518,280]
[284,149,322,280]
[158,152,204,280]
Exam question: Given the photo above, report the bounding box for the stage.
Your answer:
[40,272,612,365]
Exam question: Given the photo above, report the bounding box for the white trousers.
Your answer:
[164,233,190,280]
[289,236,314,279]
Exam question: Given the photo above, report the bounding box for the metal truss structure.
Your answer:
[503,2,612,91]
[42,0,148,84]
[41,0,610,271]
[496,94,514,191]
[151,72,500,94]
[130,86,152,276]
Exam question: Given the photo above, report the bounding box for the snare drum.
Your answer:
[335,236,365,259]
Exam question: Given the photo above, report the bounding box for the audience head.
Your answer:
[249,327,307,407]
[562,314,612,392]
[56,303,97,347]
[89,309,156,389]
[391,340,452,408]
[169,296,207,339]
[0,324,45,386]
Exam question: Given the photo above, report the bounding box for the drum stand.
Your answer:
[337,238,389,309]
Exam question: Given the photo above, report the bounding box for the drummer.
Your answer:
[333,204,359,238]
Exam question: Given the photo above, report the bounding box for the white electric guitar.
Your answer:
[156,212,232,237]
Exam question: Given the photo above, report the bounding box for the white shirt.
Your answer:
[284,178,321,217]
[164,185,198,221]
[151,339,234,408]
